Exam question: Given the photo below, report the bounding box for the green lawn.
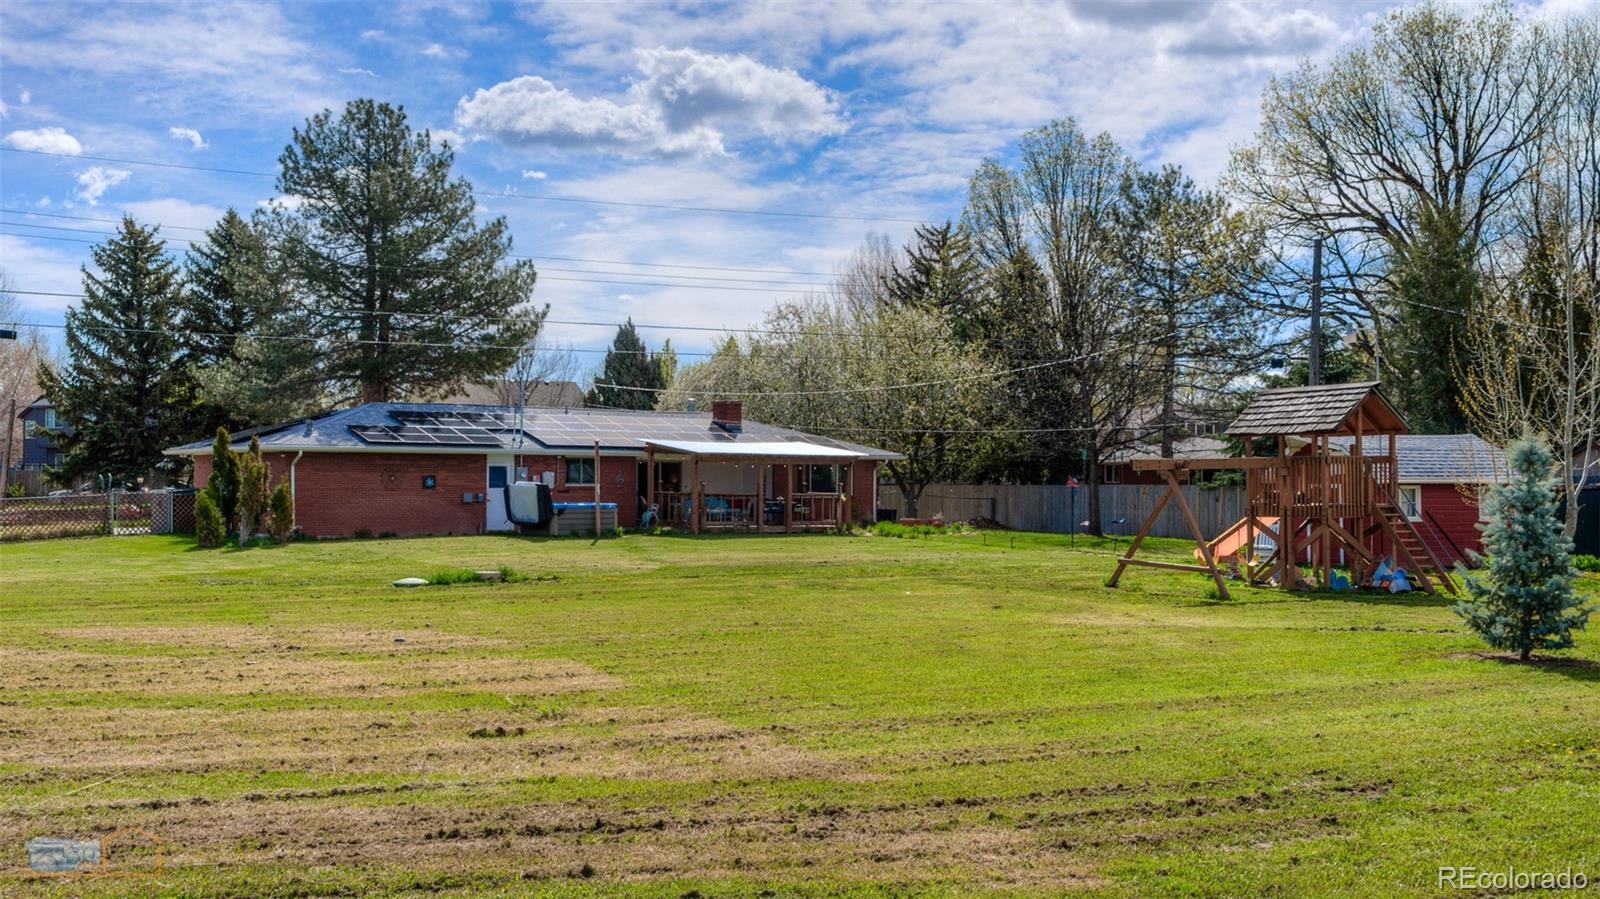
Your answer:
[1,531,1596,896]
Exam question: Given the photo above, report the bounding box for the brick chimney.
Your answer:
[710,400,742,432]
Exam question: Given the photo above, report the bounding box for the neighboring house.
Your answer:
[408,379,585,408]
[17,396,69,470]
[1103,436,1233,485]
[164,401,900,538]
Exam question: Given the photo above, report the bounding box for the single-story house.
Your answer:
[164,400,900,538]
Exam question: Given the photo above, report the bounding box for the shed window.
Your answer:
[565,458,595,486]
[1397,485,1422,521]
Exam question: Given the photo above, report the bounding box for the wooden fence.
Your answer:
[0,489,195,542]
[879,483,1248,540]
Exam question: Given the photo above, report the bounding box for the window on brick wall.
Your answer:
[565,458,595,486]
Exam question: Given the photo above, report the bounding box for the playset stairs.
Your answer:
[1372,495,1456,596]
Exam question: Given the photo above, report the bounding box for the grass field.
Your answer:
[2,531,1597,896]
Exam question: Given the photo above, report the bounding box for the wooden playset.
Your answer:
[1108,382,1456,601]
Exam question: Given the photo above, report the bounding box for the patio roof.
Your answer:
[644,440,865,460]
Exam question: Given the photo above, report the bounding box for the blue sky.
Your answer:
[0,0,1519,366]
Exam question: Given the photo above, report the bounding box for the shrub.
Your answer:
[5,483,26,498]
[1574,554,1600,574]
[267,482,294,544]
[1454,438,1591,660]
[209,427,240,534]
[235,436,271,540]
[195,490,226,548]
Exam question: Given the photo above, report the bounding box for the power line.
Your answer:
[0,230,833,294]
[1,147,927,224]
[0,208,840,277]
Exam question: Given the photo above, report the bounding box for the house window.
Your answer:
[1103,464,1123,484]
[800,464,839,494]
[44,408,58,429]
[1397,485,1422,521]
[565,458,595,486]
[23,419,37,438]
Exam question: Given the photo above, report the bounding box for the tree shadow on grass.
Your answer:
[1447,650,1600,684]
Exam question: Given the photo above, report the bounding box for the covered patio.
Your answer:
[643,440,867,533]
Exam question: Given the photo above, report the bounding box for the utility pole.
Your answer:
[1308,238,1323,386]
[0,398,14,497]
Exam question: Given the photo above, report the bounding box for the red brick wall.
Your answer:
[196,451,488,538]
[190,450,875,534]
[512,453,641,527]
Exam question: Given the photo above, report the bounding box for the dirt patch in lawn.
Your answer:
[49,625,505,653]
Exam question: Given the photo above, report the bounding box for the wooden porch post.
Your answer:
[784,464,794,533]
[691,455,702,535]
[592,440,602,536]
[756,462,766,534]
[646,447,656,527]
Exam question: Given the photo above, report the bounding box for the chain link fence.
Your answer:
[0,488,196,542]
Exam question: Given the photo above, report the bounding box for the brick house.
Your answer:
[164,401,899,538]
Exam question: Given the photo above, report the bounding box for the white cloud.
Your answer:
[19,89,31,105]
[339,66,378,77]
[0,234,86,312]
[521,170,548,180]
[4,127,82,155]
[74,166,130,206]
[2,4,332,118]
[168,126,208,149]
[121,198,226,232]
[456,46,841,158]
[421,42,465,59]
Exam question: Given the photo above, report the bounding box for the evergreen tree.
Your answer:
[38,218,195,485]
[585,319,668,410]
[206,426,241,534]
[885,221,984,341]
[235,436,271,540]
[269,99,543,404]
[1454,438,1591,660]
[183,209,272,367]
[183,209,280,431]
[1386,205,1477,432]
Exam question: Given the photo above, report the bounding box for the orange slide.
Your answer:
[1195,516,1279,562]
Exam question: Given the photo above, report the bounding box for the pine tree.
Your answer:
[1454,438,1591,660]
[885,221,984,341]
[183,209,271,367]
[183,209,280,432]
[270,99,543,404]
[1387,205,1477,432]
[585,320,668,410]
[37,218,196,485]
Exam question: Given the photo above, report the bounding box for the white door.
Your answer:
[485,453,513,532]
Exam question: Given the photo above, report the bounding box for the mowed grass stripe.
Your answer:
[1,532,1595,897]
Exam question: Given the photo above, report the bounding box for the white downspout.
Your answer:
[289,450,304,529]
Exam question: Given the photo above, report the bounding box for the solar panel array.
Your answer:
[520,409,748,449]
[351,410,521,447]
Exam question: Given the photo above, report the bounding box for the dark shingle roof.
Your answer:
[164,402,902,460]
[1328,434,1508,483]
[1226,382,1406,436]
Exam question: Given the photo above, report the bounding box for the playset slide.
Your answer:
[1196,516,1279,562]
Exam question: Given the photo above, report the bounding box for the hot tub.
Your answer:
[548,502,619,535]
